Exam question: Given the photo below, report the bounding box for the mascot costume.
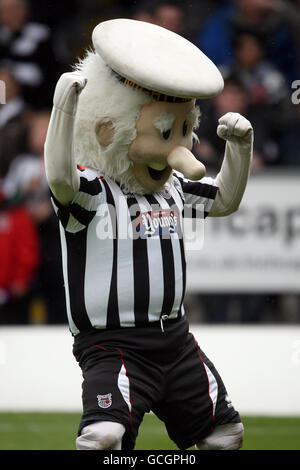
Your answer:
[44,19,253,450]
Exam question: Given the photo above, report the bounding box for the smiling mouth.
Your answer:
[148,166,166,180]
[147,163,169,181]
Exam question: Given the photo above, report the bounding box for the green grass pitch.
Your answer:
[0,413,300,450]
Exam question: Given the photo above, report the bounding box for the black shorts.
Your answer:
[75,319,241,450]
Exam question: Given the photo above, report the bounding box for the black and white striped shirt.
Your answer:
[51,167,218,335]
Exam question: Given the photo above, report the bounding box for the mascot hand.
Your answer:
[53,72,87,116]
[217,112,253,144]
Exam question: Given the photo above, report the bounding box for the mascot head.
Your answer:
[73,19,223,195]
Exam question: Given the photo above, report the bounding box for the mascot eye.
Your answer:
[162,129,171,140]
[182,121,188,136]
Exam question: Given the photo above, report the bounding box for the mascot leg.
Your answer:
[196,422,244,450]
[76,421,125,450]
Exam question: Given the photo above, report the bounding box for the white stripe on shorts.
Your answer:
[117,364,131,414]
[203,362,218,417]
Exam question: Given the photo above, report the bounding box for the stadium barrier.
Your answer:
[0,324,300,415]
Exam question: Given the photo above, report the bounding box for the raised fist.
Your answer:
[217,112,253,143]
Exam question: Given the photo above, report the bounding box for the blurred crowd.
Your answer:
[0,0,299,326]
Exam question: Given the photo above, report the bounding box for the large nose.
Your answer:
[166,146,206,180]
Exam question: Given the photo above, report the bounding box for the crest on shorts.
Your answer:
[97,393,112,409]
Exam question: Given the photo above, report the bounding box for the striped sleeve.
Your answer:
[173,172,219,218]
[51,168,105,233]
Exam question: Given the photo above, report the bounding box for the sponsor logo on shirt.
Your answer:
[137,209,179,237]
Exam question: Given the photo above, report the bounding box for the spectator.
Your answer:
[232,30,288,106]
[278,101,300,165]
[132,1,222,41]
[194,74,280,172]
[193,78,246,172]
[27,0,81,68]
[0,0,59,109]
[267,0,300,73]
[196,0,299,85]
[152,1,186,36]
[0,67,28,178]
[0,193,40,324]
[132,1,154,23]
[3,110,48,193]
[28,0,80,29]
[59,1,126,61]
[3,111,66,323]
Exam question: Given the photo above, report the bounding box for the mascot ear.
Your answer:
[95,118,114,147]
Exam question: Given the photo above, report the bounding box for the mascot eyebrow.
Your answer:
[153,112,176,133]
[153,107,201,134]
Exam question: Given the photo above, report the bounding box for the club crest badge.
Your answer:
[159,185,172,199]
[97,393,112,408]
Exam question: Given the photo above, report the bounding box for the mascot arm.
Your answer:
[209,112,253,217]
[44,72,87,205]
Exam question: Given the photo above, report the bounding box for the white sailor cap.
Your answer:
[92,18,224,102]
